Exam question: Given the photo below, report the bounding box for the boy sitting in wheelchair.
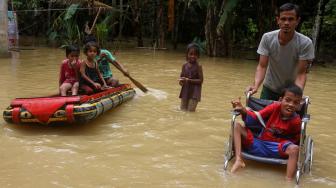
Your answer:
[230,84,302,181]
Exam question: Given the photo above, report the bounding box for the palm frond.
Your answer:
[55,0,114,10]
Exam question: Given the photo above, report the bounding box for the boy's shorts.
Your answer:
[242,128,294,158]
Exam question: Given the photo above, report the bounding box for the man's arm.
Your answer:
[99,51,129,76]
[113,60,129,75]
[246,55,269,94]
[295,59,309,90]
[105,58,129,76]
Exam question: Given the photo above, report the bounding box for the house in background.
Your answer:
[7,10,18,49]
[0,0,9,55]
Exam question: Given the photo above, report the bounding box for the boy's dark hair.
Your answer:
[278,3,300,18]
[280,83,303,97]
[65,45,80,57]
[186,43,200,58]
[84,41,100,55]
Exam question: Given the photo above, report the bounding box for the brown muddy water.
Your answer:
[0,47,335,187]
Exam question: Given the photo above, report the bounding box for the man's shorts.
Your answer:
[242,128,294,158]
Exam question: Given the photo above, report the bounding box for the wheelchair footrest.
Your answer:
[242,152,288,165]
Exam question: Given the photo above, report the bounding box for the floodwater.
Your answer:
[0,47,335,188]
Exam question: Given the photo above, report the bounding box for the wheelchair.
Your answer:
[223,93,314,184]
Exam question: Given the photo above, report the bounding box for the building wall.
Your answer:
[0,0,9,56]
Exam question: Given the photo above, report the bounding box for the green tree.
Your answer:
[48,4,81,46]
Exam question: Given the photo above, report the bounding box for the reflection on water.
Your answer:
[0,47,336,187]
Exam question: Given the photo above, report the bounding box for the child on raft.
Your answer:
[230,84,303,181]
[79,41,109,94]
[179,43,203,112]
[59,45,81,96]
[84,35,129,87]
[97,49,129,87]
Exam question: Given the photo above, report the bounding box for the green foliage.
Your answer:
[300,21,314,38]
[246,18,258,44]
[322,0,336,43]
[96,23,109,47]
[48,4,81,46]
[8,0,336,59]
[185,0,208,8]
[12,0,39,9]
[216,0,240,34]
[64,4,78,20]
[95,11,119,46]
[192,37,206,54]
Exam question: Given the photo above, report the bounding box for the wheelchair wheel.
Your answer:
[304,136,314,173]
[296,169,301,184]
[223,135,234,170]
[224,159,229,170]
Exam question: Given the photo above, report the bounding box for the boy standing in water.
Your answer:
[231,84,302,181]
[179,43,203,112]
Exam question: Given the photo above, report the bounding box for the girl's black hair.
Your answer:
[186,43,200,58]
[84,41,100,55]
[65,45,80,57]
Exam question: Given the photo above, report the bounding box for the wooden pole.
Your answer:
[0,0,9,56]
[89,7,102,34]
[111,62,148,93]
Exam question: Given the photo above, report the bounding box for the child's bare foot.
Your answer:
[231,159,245,173]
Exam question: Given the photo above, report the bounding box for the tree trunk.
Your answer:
[48,1,52,29]
[205,1,229,57]
[312,0,329,62]
[172,1,179,49]
[255,0,264,41]
[255,0,277,42]
[0,0,9,56]
[205,3,216,56]
[168,0,174,32]
[118,0,123,39]
[270,0,277,30]
[151,1,157,47]
[172,1,186,49]
[134,0,143,47]
[157,0,165,48]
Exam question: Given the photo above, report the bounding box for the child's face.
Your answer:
[86,47,98,59]
[187,48,199,64]
[67,52,79,62]
[279,91,302,118]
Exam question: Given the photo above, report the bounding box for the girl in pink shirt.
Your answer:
[59,45,81,96]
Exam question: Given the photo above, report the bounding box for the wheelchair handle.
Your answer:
[246,91,252,105]
[246,91,253,98]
